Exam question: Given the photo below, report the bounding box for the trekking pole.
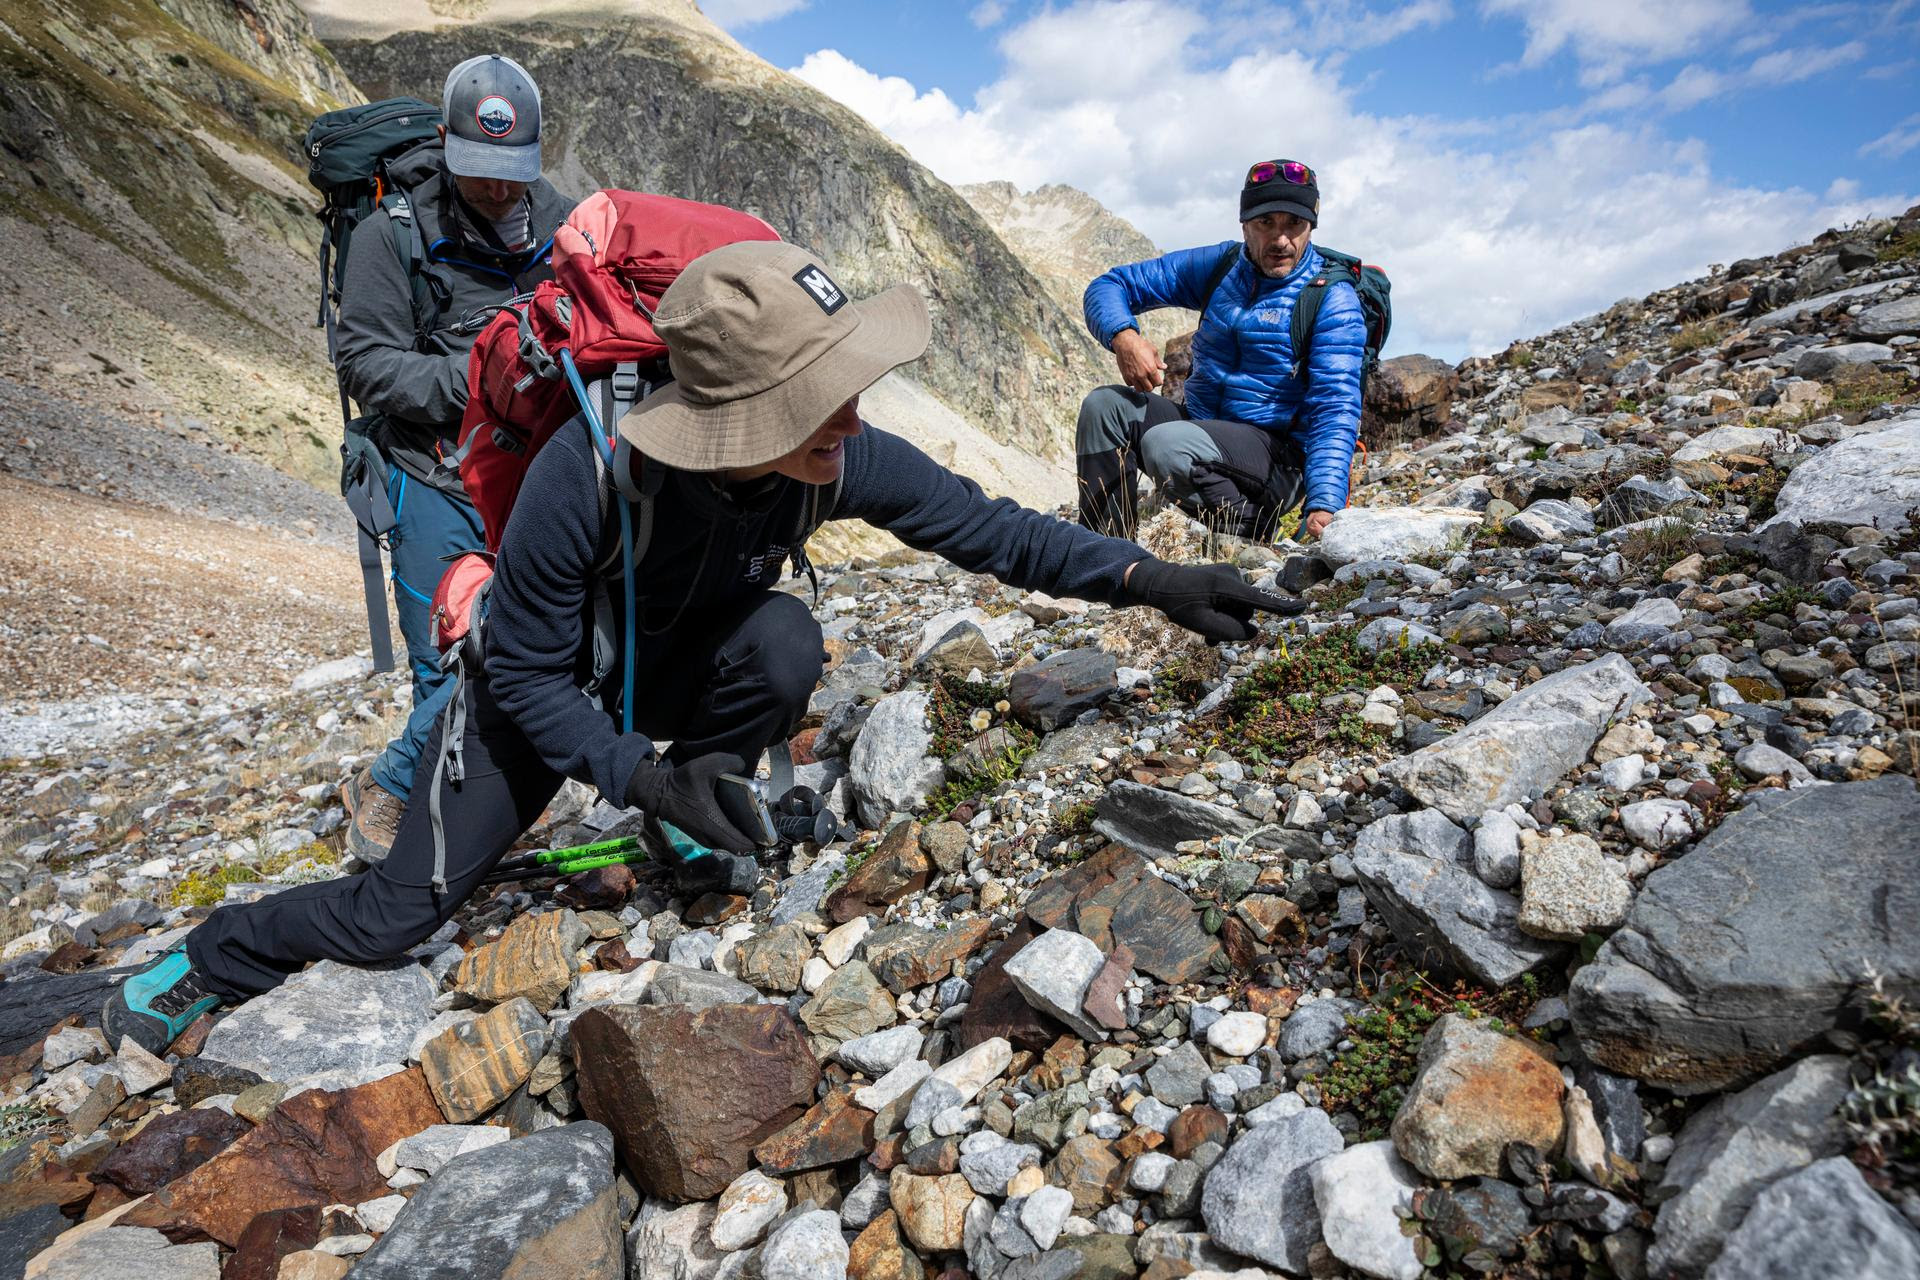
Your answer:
[484,834,648,884]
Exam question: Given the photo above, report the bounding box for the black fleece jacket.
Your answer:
[485,419,1147,801]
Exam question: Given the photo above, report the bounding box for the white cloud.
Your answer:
[792,0,1912,360]
[1225,0,1454,52]
[1480,0,1752,84]
[702,0,807,31]
[970,0,1009,28]
[1862,113,1920,159]
[1747,40,1866,84]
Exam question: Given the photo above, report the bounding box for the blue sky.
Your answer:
[704,0,1920,360]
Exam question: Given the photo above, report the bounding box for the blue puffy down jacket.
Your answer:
[1083,241,1367,515]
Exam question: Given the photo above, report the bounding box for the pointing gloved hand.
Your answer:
[1125,558,1308,643]
[624,751,756,853]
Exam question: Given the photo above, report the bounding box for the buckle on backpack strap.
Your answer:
[611,361,640,409]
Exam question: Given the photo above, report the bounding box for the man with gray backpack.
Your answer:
[306,54,575,866]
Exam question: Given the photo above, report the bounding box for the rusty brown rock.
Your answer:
[593,938,645,973]
[887,1169,972,1253]
[825,821,929,924]
[452,910,589,1013]
[572,1003,816,1202]
[221,1204,322,1280]
[1049,1135,1122,1217]
[1081,942,1134,1032]
[555,863,637,912]
[122,1067,442,1246]
[754,1087,875,1175]
[1235,895,1306,946]
[847,1208,923,1280]
[863,919,991,995]
[1391,1014,1565,1180]
[685,893,747,926]
[1364,353,1459,445]
[419,996,549,1124]
[1166,1105,1228,1160]
[90,1107,252,1197]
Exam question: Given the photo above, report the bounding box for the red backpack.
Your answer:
[455,189,782,551]
[419,191,789,894]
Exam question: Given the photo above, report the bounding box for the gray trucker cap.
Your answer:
[442,54,542,182]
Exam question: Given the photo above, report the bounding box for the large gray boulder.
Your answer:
[1381,655,1650,821]
[1704,1157,1920,1280]
[1571,777,1920,1093]
[1647,1057,1851,1279]
[1758,414,1920,536]
[352,1123,622,1279]
[200,959,436,1082]
[1200,1108,1342,1272]
[1352,810,1564,986]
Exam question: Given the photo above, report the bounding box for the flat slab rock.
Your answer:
[123,1067,444,1247]
[1570,777,1920,1093]
[1382,654,1650,822]
[1022,845,1221,984]
[1092,781,1257,857]
[200,959,436,1082]
[352,1122,622,1280]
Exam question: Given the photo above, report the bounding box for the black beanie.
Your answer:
[1240,159,1319,226]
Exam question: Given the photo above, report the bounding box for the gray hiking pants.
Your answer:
[1075,385,1305,539]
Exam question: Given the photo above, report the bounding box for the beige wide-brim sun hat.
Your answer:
[618,240,932,471]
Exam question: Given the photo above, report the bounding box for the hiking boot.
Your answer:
[101,946,223,1055]
[344,770,404,866]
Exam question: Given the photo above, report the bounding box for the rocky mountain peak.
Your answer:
[959,179,1189,347]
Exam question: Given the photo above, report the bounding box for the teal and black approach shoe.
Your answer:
[101,946,223,1055]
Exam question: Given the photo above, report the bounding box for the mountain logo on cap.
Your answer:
[475,95,517,139]
[793,264,847,315]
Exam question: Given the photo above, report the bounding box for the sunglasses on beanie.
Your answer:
[1246,160,1314,186]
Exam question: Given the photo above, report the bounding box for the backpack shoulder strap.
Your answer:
[1200,244,1241,313]
[1289,277,1333,386]
[382,192,439,351]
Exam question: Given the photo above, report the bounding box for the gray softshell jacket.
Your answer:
[334,139,575,444]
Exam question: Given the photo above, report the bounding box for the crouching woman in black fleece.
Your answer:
[104,241,1304,1051]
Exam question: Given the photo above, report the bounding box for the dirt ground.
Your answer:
[0,473,380,706]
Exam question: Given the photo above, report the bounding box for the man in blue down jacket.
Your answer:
[1078,158,1366,542]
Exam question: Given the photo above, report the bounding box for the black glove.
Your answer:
[624,752,756,852]
[1125,558,1307,643]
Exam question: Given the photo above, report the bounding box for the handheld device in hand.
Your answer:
[717,774,778,849]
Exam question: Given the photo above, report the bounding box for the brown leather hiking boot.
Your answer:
[343,769,404,866]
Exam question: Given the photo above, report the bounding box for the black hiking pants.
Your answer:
[188,590,825,1000]
[1076,385,1307,539]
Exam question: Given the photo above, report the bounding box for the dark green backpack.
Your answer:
[303,98,443,674]
[303,98,443,377]
[1202,244,1393,387]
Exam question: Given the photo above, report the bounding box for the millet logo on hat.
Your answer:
[793,264,847,315]
[474,94,517,138]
